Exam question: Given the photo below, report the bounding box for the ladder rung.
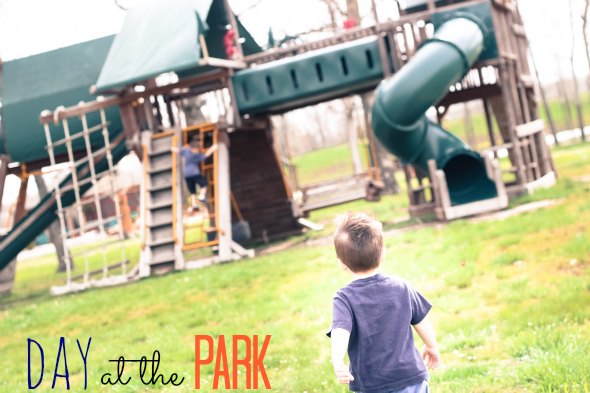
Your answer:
[150,254,175,265]
[147,237,175,247]
[149,149,172,157]
[148,220,173,229]
[148,183,172,193]
[149,200,173,210]
[148,165,173,175]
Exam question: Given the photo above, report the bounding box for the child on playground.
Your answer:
[328,213,441,393]
[179,137,217,211]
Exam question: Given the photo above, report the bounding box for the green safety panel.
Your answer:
[232,37,384,115]
[403,0,469,13]
[1,35,122,163]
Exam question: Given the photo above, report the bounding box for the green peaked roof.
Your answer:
[95,0,261,92]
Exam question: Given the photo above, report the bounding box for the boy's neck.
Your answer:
[351,268,380,281]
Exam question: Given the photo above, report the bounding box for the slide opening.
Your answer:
[442,154,488,197]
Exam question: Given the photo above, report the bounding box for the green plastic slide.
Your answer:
[372,16,497,206]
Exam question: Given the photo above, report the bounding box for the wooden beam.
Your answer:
[515,119,544,138]
[0,155,9,217]
[216,129,233,261]
[40,69,229,124]
[14,170,29,223]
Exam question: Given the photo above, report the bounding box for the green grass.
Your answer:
[1,143,590,392]
[292,141,371,185]
[441,93,590,150]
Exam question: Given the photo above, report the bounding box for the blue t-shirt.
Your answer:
[180,147,206,177]
[327,274,432,393]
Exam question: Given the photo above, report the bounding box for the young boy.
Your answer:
[179,137,217,210]
[328,213,441,393]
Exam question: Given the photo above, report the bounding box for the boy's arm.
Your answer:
[205,144,218,157]
[413,316,441,369]
[330,328,354,384]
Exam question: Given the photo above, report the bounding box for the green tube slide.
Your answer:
[0,139,128,268]
[372,16,497,206]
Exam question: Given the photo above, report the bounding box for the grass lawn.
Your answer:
[440,93,590,150]
[1,143,590,392]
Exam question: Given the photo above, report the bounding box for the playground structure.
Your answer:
[0,0,555,294]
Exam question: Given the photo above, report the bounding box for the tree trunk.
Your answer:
[528,44,558,143]
[346,104,364,174]
[582,0,590,92]
[555,60,574,130]
[34,175,71,272]
[570,0,586,140]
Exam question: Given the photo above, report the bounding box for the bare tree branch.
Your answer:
[237,0,266,17]
[569,0,586,139]
[582,0,590,91]
[114,0,128,11]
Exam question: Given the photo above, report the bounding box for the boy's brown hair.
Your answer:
[334,213,383,273]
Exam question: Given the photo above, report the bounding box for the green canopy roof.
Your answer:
[1,36,122,163]
[95,0,262,92]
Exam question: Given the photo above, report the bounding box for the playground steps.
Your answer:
[140,131,183,276]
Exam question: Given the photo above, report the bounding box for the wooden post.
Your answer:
[14,168,29,223]
[347,102,363,175]
[499,61,527,187]
[483,98,498,156]
[117,190,134,237]
[0,155,9,217]
[217,129,233,262]
[120,102,141,142]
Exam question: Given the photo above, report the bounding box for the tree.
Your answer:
[569,0,586,140]
[582,0,590,92]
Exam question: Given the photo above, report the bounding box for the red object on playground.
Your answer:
[343,18,357,29]
[224,29,237,58]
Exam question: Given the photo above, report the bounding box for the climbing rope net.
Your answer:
[42,99,132,295]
